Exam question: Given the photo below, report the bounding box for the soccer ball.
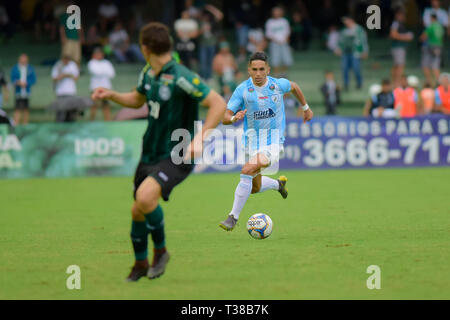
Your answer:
[407,75,420,88]
[369,84,382,96]
[247,214,273,240]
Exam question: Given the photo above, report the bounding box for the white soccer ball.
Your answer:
[407,75,420,88]
[247,214,273,240]
[369,84,382,96]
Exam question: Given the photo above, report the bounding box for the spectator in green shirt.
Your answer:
[421,14,445,87]
[59,9,84,67]
[334,16,369,91]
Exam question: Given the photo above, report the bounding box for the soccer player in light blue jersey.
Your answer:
[219,51,314,231]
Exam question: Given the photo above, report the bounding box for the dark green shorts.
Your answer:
[133,158,194,201]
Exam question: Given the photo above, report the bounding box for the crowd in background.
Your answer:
[0,0,449,126]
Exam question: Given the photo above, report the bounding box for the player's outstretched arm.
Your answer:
[223,109,247,125]
[91,88,146,109]
[291,81,313,123]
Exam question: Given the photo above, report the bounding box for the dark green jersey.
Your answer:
[136,59,211,164]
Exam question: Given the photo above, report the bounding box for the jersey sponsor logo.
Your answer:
[159,85,172,101]
[259,96,269,100]
[192,77,200,85]
[176,77,195,94]
[271,94,280,103]
[176,76,204,98]
[161,73,174,84]
[254,108,276,120]
[248,87,255,93]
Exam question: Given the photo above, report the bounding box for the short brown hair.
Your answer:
[139,22,172,55]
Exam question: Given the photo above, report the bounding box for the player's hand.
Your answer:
[232,110,247,123]
[92,87,113,100]
[303,108,314,124]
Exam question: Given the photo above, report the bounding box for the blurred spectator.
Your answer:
[421,14,445,87]
[174,11,199,69]
[326,25,340,52]
[265,6,293,77]
[33,0,57,42]
[335,16,369,90]
[0,5,14,43]
[98,0,119,35]
[290,12,303,51]
[109,22,145,64]
[51,56,80,122]
[88,48,115,121]
[421,82,436,114]
[394,75,419,118]
[10,54,36,125]
[233,0,255,63]
[364,79,396,118]
[83,24,104,62]
[435,73,450,114]
[320,71,341,115]
[423,0,449,28]
[247,26,267,54]
[198,5,223,81]
[212,42,239,100]
[59,4,84,67]
[184,0,201,19]
[318,0,338,50]
[0,67,8,110]
[390,8,414,88]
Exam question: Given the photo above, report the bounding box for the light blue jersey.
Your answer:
[228,77,291,151]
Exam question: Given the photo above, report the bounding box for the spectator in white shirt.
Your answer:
[423,0,449,28]
[265,6,293,77]
[88,48,115,121]
[52,56,79,97]
[247,27,267,54]
[174,10,199,68]
[51,56,80,122]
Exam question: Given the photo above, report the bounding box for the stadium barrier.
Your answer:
[0,115,449,179]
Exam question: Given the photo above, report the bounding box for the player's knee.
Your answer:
[135,193,159,214]
[241,165,257,177]
[131,204,145,221]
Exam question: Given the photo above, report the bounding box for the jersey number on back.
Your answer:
[149,101,160,119]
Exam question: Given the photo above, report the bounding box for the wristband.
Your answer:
[302,104,310,111]
[230,116,236,123]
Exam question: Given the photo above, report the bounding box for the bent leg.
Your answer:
[230,153,270,219]
[131,177,164,262]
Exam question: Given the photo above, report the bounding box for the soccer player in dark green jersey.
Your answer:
[92,22,226,282]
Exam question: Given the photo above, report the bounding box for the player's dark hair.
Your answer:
[249,52,269,65]
[381,79,391,86]
[139,22,172,55]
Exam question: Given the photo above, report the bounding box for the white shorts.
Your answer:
[245,144,284,175]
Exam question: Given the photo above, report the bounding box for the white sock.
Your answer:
[259,176,280,193]
[230,174,253,220]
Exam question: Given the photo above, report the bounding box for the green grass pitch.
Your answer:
[0,168,449,300]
